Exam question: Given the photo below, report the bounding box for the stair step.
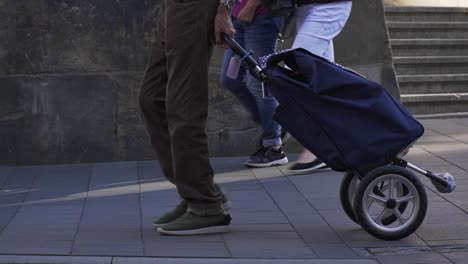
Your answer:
[385,6,468,22]
[386,7,468,115]
[398,74,468,94]
[415,112,468,119]
[401,93,468,115]
[387,22,468,39]
[391,39,468,56]
[402,92,468,102]
[394,56,468,75]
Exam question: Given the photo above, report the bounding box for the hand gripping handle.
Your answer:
[222,33,267,81]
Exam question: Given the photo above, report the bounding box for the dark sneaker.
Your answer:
[157,212,232,235]
[153,193,232,228]
[288,159,329,174]
[152,202,188,228]
[244,146,288,168]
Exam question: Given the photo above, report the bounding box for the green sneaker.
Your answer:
[220,192,232,211]
[152,202,188,228]
[157,212,231,235]
[152,194,232,228]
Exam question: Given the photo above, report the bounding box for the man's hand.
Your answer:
[215,5,236,49]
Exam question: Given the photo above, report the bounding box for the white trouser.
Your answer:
[292,1,353,61]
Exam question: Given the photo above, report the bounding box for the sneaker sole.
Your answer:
[157,224,231,235]
[244,157,289,168]
[152,201,232,229]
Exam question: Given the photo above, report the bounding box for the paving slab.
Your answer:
[376,252,452,264]
[443,251,468,264]
[0,255,111,264]
[0,118,467,263]
[113,258,379,264]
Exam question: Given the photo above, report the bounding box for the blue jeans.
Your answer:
[220,16,284,147]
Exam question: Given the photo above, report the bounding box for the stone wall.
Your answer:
[335,0,400,101]
[0,0,399,165]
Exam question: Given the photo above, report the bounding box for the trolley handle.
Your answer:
[222,33,267,80]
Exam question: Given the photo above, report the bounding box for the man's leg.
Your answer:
[164,0,221,215]
[139,1,193,228]
[156,0,231,235]
[139,1,175,182]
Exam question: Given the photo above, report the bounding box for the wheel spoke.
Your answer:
[396,194,415,204]
[367,197,374,210]
[393,208,407,224]
[368,193,387,206]
[373,208,390,225]
[389,179,395,199]
[380,181,390,192]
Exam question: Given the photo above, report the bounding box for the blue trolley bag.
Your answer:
[262,48,424,176]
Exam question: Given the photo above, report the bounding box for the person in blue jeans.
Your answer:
[220,0,288,168]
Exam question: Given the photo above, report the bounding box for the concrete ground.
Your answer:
[1,118,468,264]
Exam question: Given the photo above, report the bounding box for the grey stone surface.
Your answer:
[377,252,452,264]
[307,243,360,259]
[0,74,118,164]
[394,56,468,75]
[388,22,468,39]
[113,258,379,264]
[444,251,468,264]
[0,165,90,256]
[0,1,157,74]
[0,167,10,188]
[0,118,467,263]
[225,238,316,258]
[386,7,468,116]
[0,166,40,234]
[0,255,111,264]
[384,6,468,22]
[145,240,230,258]
[391,39,468,57]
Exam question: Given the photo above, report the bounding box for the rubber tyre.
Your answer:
[339,172,406,225]
[339,172,360,224]
[354,165,428,241]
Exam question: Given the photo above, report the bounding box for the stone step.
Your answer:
[385,6,468,22]
[398,74,468,94]
[394,56,468,75]
[402,93,468,115]
[387,22,468,39]
[390,39,468,56]
[415,112,468,119]
[386,7,468,116]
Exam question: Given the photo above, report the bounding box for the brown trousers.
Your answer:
[139,0,223,215]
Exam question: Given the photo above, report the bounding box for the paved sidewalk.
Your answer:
[1,118,468,264]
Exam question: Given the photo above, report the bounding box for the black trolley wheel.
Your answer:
[340,172,410,225]
[354,165,427,240]
[339,172,360,224]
